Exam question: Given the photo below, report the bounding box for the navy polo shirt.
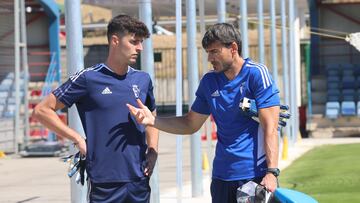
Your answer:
[53,63,156,183]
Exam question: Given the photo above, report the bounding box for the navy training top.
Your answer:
[53,63,156,183]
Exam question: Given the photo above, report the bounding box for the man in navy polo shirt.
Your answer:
[33,15,158,202]
[128,23,280,203]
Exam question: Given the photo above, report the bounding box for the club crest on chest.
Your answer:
[132,85,140,98]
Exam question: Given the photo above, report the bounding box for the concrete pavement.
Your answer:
[1,135,360,203]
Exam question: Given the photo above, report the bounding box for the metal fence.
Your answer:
[0,0,16,153]
[0,0,26,153]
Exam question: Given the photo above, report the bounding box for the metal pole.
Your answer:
[199,0,213,178]
[139,0,160,203]
[288,0,297,144]
[270,0,278,84]
[257,0,265,64]
[217,0,226,23]
[20,0,29,148]
[305,43,312,121]
[186,0,202,197]
[64,1,88,202]
[14,0,20,154]
[199,0,207,75]
[138,1,159,202]
[239,0,249,58]
[294,6,301,143]
[281,0,291,139]
[175,0,183,202]
[139,0,155,81]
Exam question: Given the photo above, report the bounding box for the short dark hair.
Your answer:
[202,23,242,56]
[107,14,150,42]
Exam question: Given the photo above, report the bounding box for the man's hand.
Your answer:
[127,99,155,126]
[75,137,87,156]
[144,148,158,177]
[260,173,278,192]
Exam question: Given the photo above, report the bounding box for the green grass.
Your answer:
[279,143,360,203]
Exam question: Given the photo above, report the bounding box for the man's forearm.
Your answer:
[258,106,280,168]
[154,116,197,135]
[152,110,209,135]
[264,129,279,168]
[33,107,83,144]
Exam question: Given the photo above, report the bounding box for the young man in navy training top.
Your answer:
[33,15,158,203]
[127,23,280,203]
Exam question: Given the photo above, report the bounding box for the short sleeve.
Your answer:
[145,77,156,112]
[52,70,88,107]
[249,64,280,109]
[191,77,211,115]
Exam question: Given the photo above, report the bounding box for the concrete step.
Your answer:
[308,115,360,128]
[309,127,360,138]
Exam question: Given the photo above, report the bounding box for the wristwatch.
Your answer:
[266,168,280,177]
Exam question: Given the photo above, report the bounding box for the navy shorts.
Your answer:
[210,177,263,203]
[89,177,151,203]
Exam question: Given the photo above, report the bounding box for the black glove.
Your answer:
[66,152,86,185]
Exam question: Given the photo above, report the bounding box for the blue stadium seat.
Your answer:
[0,78,13,86]
[10,90,25,98]
[342,76,355,89]
[327,89,341,102]
[341,101,356,116]
[326,102,340,119]
[7,97,15,105]
[327,76,340,83]
[355,77,360,89]
[5,72,14,79]
[327,95,340,102]
[7,104,16,112]
[354,64,360,76]
[326,64,340,70]
[327,89,340,95]
[3,111,14,118]
[327,69,339,76]
[0,91,9,98]
[357,89,360,102]
[343,95,355,102]
[342,89,356,101]
[343,69,354,77]
[357,101,360,117]
[342,64,354,70]
[327,82,340,89]
[0,84,11,91]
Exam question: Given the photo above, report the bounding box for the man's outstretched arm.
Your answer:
[127,99,208,135]
[32,93,86,155]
